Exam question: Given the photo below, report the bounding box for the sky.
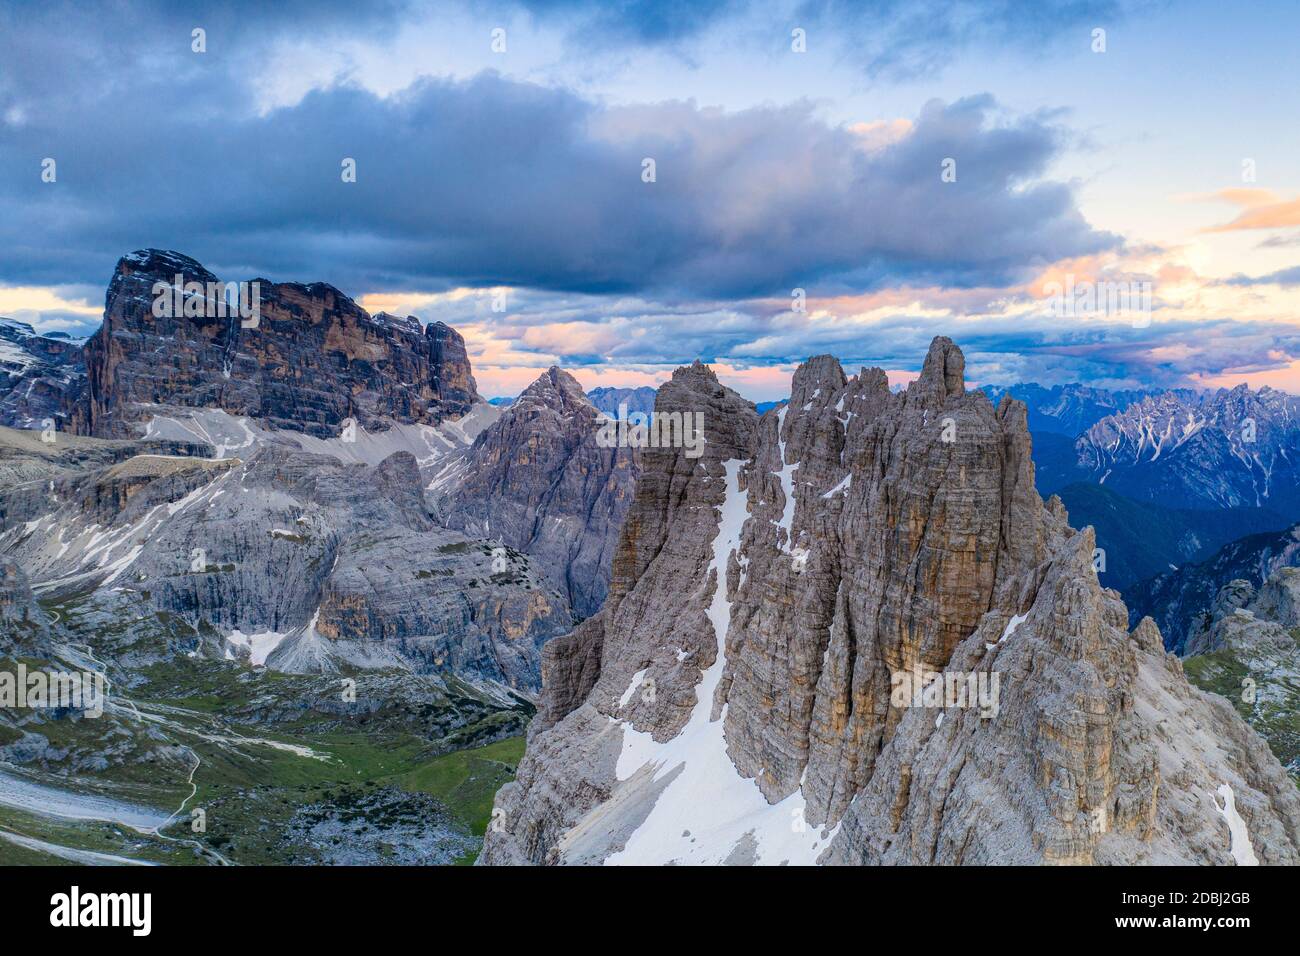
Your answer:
[1,0,1299,401]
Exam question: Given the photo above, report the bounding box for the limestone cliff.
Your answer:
[481,338,1300,865]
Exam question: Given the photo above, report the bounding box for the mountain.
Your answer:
[0,539,535,864]
[981,382,1167,436]
[433,367,639,620]
[1181,570,1300,778]
[0,252,599,865]
[74,249,479,439]
[0,318,86,431]
[482,338,1300,865]
[1055,482,1289,592]
[0,429,572,689]
[0,250,590,692]
[587,385,656,418]
[1075,385,1300,516]
[1126,522,1300,652]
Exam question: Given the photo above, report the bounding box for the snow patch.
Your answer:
[618,668,648,710]
[821,474,851,498]
[1212,784,1259,866]
[607,459,836,866]
[226,628,290,666]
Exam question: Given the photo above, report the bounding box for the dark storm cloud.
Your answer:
[0,53,1117,299]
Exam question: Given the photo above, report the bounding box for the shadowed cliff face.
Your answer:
[481,337,1300,866]
[436,367,639,621]
[0,318,86,432]
[74,249,479,439]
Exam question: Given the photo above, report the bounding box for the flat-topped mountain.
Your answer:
[74,249,479,439]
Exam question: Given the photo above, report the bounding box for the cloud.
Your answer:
[8,0,1289,398]
[1257,233,1300,249]
[1192,189,1300,233]
[513,0,741,46]
[0,57,1117,302]
[1221,266,1300,288]
[795,0,1123,80]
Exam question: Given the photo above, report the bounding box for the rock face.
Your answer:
[480,338,1300,865]
[0,559,48,653]
[0,318,86,431]
[75,249,479,439]
[1074,385,1300,517]
[1126,522,1300,652]
[434,368,639,621]
[0,438,574,691]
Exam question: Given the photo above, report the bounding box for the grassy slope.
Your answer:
[1184,647,1300,782]
[0,649,529,865]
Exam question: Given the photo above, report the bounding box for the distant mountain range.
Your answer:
[587,385,656,418]
[981,382,1168,436]
[1003,380,1300,650]
[1054,481,1287,592]
[1075,386,1300,516]
[994,381,1300,520]
[0,317,85,430]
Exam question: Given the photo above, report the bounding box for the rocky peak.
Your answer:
[482,336,1300,866]
[516,366,590,409]
[436,366,639,620]
[908,334,965,405]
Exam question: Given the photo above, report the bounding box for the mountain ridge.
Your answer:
[482,338,1300,865]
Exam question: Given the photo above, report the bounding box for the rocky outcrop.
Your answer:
[0,559,48,653]
[0,441,574,691]
[435,367,638,620]
[480,338,1300,865]
[75,249,480,439]
[0,318,86,431]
